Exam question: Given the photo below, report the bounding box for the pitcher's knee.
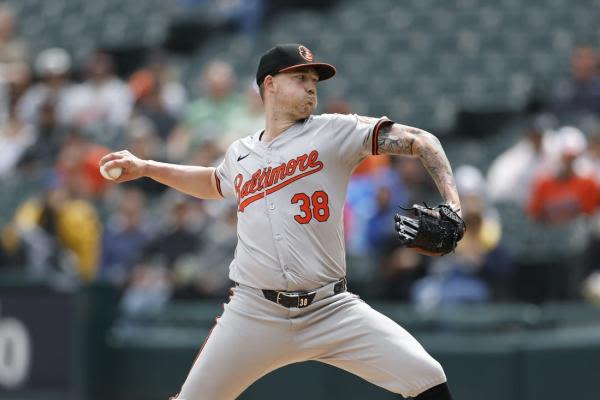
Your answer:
[426,358,446,383]
[404,357,447,398]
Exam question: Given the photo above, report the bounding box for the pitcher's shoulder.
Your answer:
[309,113,360,127]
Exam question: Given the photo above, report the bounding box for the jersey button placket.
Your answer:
[262,149,290,285]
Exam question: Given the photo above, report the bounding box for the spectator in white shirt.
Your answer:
[487,114,557,205]
[17,48,74,126]
[63,51,133,136]
[0,95,36,179]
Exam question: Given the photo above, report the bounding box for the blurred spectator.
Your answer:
[0,94,37,179]
[577,131,600,180]
[143,195,211,299]
[487,114,557,205]
[171,60,243,160]
[365,169,409,252]
[1,61,31,126]
[129,53,186,141]
[457,164,502,230]
[221,83,264,146]
[392,156,440,205]
[187,138,224,167]
[14,174,101,281]
[515,124,594,302]
[410,206,508,309]
[455,165,514,299]
[187,60,242,133]
[131,84,178,142]
[410,166,514,307]
[0,223,27,269]
[100,187,153,285]
[5,61,31,99]
[55,130,112,198]
[17,48,74,126]
[121,117,169,195]
[411,256,491,310]
[528,127,599,225]
[144,195,205,269]
[578,133,600,277]
[195,203,237,297]
[127,116,163,159]
[133,197,231,300]
[353,153,391,177]
[346,156,433,257]
[0,5,28,65]
[129,51,187,117]
[119,260,172,319]
[17,99,68,172]
[377,241,427,301]
[344,173,377,256]
[63,51,133,135]
[548,46,600,119]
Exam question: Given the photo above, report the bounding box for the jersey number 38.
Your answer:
[291,191,330,224]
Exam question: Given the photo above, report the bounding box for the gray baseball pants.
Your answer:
[172,282,446,399]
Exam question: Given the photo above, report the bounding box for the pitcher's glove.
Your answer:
[394,204,466,255]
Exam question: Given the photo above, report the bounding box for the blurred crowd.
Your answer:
[0,5,251,311]
[2,4,600,313]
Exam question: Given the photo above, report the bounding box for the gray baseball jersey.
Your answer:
[215,113,392,291]
[172,113,448,400]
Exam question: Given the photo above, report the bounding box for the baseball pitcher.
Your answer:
[100,44,464,400]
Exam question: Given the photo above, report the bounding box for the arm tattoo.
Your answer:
[377,124,419,156]
[417,134,460,211]
[377,123,461,212]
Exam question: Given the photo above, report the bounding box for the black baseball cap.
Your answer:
[256,44,336,86]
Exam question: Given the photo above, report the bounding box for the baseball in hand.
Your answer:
[100,164,123,180]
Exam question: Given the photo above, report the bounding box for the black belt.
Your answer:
[260,278,347,309]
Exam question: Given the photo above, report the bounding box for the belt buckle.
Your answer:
[276,291,316,308]
[276,291,292,304]
[299,290,316,308]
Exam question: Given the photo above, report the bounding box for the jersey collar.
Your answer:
[255,118,310,147]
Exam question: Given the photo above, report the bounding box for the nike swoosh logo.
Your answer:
[237,153,250,162]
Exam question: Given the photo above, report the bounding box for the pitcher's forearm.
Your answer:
[412,134,461,214]
[377,123,461,214]
[143,160,221,200]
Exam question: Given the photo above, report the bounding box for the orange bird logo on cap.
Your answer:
[298,45,313,62]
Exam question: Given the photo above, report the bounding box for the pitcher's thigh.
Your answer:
[316,297,446,398]
[173,309,292,400]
